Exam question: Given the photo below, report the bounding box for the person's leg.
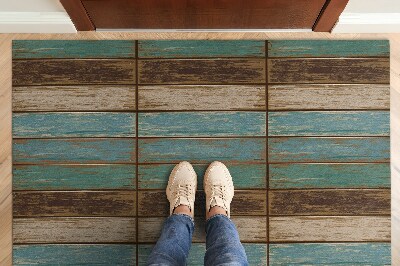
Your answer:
[147,161,197,266]
[203,162,248,266]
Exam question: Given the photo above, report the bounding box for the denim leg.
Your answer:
[147,214,194,266]
[204,214,248,266]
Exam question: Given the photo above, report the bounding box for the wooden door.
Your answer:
[61,0,349,32]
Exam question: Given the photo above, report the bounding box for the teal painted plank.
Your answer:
[138,40,265,58]
[138,163,266,189]
[13,112,135,138]
[13,244,136,265]
[139,112,266,137]
[268,40,389,57]
[268,111,389,136]
[268,137,389,163]
[269,243,391,265]
[139,138,266,163]
[138,243,267,265]
[13,164,136,190]
[13,139,135,164]
[269,163,390,189]
[12,40,136,59]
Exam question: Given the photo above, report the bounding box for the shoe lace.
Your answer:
[174,184,193,201]
[210,185,226,201]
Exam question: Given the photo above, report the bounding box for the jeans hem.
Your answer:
[171,213,195,225]
[206,213,230,224]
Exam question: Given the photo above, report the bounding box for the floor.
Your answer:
[1,33,399,265]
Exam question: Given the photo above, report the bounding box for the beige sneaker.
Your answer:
[204,161,234,218]
[166,161,197,218]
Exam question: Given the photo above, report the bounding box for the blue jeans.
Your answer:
[147,214,248,266]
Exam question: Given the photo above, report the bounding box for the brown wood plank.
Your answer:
[138,85,266,110]
[313,0,350,32]
[269,216,390,242]
[82,0,325,29]
[13,191,136,217]
[138,190,266,216]
[13,60,136,86]
[138,59,265,84]
[269,189,390,215]
[60,0,95,31]
[12,86,136,111]
[268,84,390,110]
[268,58,389,84]
[138,216,267,243]
[13,217,136,243]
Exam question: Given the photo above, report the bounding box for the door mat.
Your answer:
[12,40,390,265]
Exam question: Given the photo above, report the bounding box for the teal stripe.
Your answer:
[13,139,135,164]
[13,112,135,138]
[139,112,266,137]
[268,137,389,163]
[268,111,389,136]
[138,163,266,189]
[268,40,389,57]
[269,163,390,189]
[12,40,136,59]
[139,243,267,265]
[138,40,265,58]
[13,165,136,190]
[13,244,136,265]
[269,243,391,265]
[139,138,266,163]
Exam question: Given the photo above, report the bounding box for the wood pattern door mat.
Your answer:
[12,40,390,265]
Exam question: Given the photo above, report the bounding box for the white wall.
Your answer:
[333,0,400,33]
[0,0,76,33]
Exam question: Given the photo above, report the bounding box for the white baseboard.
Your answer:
[0,12,76,33]
[333,12,400,33]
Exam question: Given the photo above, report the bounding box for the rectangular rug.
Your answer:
[12,40,390,265]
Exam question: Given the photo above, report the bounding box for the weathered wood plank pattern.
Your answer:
[13,217,136,243]
[268,111,389,136]
[268,40,389,57]
[13,112,136,138]
[269,189,390,215]
[138,243,267,265]
[138,85,266,110]
[13,164,136,190]
[139,112,266,137]
[138,40,265,58]
[12,40,136,59]
[138,163,266,189]
[13,244,136,265]
[138,190,266,216]
[139,138,266,163]
[13,191,136,217]
[268,58,389,84]
[138,217,267,243]
[13,139,136,164]
[268,84,390,110]
[269,216,391,242]
[269,243,391,265]
[269,163,390,189]
[138,59,265,84]
[268,137,390,163]
[13,86,136,111]
[13,60,136,86]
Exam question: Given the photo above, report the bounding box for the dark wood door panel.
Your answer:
[81,0,327,29]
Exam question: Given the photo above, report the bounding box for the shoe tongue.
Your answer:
[210,197,227,212]
[174,196,191,210]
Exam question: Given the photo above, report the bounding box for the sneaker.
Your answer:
[204,161,234,218]
[166,161,197,218]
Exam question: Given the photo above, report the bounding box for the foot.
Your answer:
[204,161,234,218]
[166,161,197,218]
